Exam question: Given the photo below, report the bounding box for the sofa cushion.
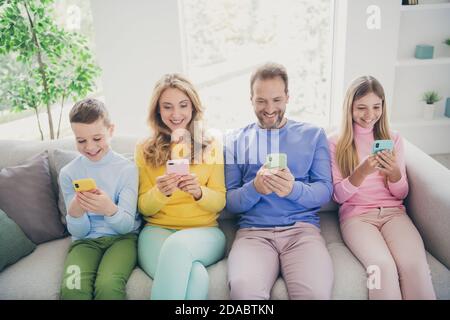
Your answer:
[1,224,448,299]
[0,151,67,244]
[427,252,450,300]
[50,149,79,225]
[0,209,36,272]
[0,237,72,299]
[404,140,450,269]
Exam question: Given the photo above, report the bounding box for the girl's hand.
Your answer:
[374,150,401,183]
[156,174,181,197]
[76,189,118,216]
[356,154,379,177]
[349,154,379,187]
[178,173,202,200]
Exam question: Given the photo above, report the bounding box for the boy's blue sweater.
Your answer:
[59,149,141,240]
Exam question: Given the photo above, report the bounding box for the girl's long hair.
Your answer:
[335,76,391,178]
[142,73,211,167]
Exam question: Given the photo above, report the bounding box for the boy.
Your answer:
[59,98,141,300]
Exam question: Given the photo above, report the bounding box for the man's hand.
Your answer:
[262,167,295,198]
[253,166,273,195]
[76,189,118,217]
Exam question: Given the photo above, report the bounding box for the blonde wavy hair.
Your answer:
[335,76,392,178]
[142,73,212,167]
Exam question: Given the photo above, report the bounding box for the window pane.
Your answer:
[180,0,333,131]
[0,0,98,140]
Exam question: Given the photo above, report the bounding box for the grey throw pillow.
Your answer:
[0,151,67,244]
[0,208,36,271]
[51,149,79,225]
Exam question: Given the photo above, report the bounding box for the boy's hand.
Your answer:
[262,167,295,198]
[76,189,118,216]
[374,150,401,183]
[68,197,86,218]
[178,173,202,200]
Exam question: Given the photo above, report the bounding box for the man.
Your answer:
[225,62,334,300]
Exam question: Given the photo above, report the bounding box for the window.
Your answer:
[179,0,334,132]
[0,0,98,140]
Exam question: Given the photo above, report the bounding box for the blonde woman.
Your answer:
[135,73,226,299]
[328,76,435,299]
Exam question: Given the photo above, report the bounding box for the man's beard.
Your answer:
[256,110,285,129]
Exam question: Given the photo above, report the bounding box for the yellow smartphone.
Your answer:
[73,178,97,192]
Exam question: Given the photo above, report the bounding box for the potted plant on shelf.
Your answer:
[422,91,442,120]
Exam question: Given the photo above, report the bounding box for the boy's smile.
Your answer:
[71,119,114,162]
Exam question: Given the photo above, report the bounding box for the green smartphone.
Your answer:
[265,153,287,169]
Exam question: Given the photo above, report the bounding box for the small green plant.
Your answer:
[422,91,442,105]
[444,38,450,46]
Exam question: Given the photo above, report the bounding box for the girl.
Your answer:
[328,76,435,300]
[135,73,226,299]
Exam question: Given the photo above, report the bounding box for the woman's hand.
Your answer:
[374,150,401,183]
[178,173,202,200]
[156,174,181,197]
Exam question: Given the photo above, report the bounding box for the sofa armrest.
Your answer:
[404,140,450,269]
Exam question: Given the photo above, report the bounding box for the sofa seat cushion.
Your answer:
[1,215,448,299]
[0,237,71,299]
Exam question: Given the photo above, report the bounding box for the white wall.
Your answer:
[90,0,183,138]
[332,0,401,125]
[90,0,449,154]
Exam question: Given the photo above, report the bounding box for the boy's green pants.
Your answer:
[60,233,137,300]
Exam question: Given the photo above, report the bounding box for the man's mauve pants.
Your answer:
[227,221,334,300]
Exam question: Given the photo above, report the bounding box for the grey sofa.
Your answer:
[0,136,449,299]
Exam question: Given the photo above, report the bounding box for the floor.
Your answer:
[431,154,450,170]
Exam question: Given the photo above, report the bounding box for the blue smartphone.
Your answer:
[372,140,394,154]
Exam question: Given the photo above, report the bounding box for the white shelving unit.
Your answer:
[392,116,450,128]
[392,1,450,154]
[395,57,450,66]
[400,3,450,11]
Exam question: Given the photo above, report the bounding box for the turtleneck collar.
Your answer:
[353,122,374,135]
[81,148,114,166]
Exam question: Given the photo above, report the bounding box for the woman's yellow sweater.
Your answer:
[134,141,226,229]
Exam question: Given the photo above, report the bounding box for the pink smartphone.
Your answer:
[166,159,190,175]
